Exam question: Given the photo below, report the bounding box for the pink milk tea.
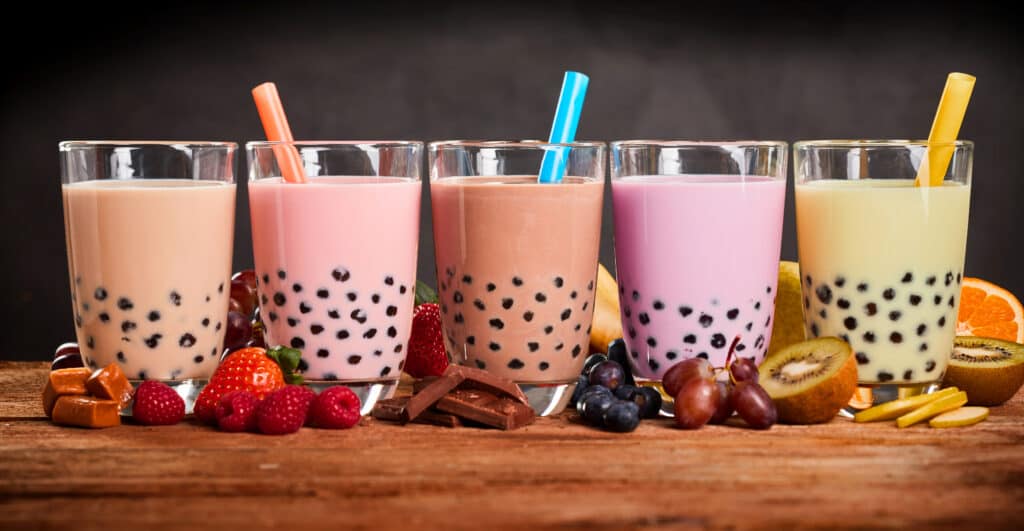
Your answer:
[248,177,420,382]
[612,175,785,380]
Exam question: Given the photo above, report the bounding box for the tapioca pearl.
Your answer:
[877,371,894,382]
[136,369,147,380]
[698,314,713,328]
[287,317,300,327]
[471,298,486,312]
[290,337,305,349]
[310,324,324,335]
[273,293,286,306]
[144,334,162,348]
[631,290,639,302]
[314,289,329,300]
[863,331,876,343]
[922,274,937,287]
[336,329,350,340]
[346,292,358,302]
[925,359,937,372]
[945,272,954,286]
[855,352,870,365]
[696,352,709,360]
[497,298,513,311]
[544,325,554,334]
[373,349,383,357]
[710,334,726,349]
[98,312,110,323]
[461,274,472,285]
[810,323,820,337]
[901,272,913,284]
[637,312,649,325]
[754,335,766,349]
[803,296,810,310]
[385,326,397,339]
[297,359,309,372]
[736,343,747,352]
[819,309,827,319]
[351,309,368,324]
[919,342,928,352]
[327,309,341,320]
[574,323,582,332]
[865,302,878,316]
[274,269,286,280]
[582,301,589,311]
[518,310,534,323]
[650,300,665,312]
[902,369,915,380]
[489,342,501,352]
[210,347,218,358]
[290,283,302,293]
[631,350,639,359]
[535,292,547,303]
[454,313,465,324]
[554,342,565,351]
[839,333,850,343]
[440,280,447,291]
[933,294,942,306]
[624,307,632,318]
[93,287,108,301]
[473,358,487,370]
[833,276,846,288]
[646,336,657,348]
[379,366,394,378]
[627,326,637,339]
[85,335,95,349]
[118,297,134,311]
[86,358,99,370]
[890,332,903,344]
[726,308,739,320]
[445,267,455,278]
[857,282,868,293]
[837,299,850,310]
[315,349,330,359]
[453,291,464,304]
[948,295,956,308]
[486,283,496,292]
[916,323,928,336]
[889,310,901,322]
[299,302,312,314]
[441,303,449,314]
[347,355,362,365]
[815,284,832,305]
[262,273,271,284]
[268,312,279,322]
[552,276,564,288]
[261,294,269,305]
[364,329,377,339]
[909,294,922,306]
[679,306,693,317]
[683,334,697,344]
[754,301,762,311]
[843,317,857,331]
[400,285,408,295]
[385,276,395,286]
[571,344,582,357]
[386,305,399,317]
[121,320,137,333]
[512,276,524,286]
[192,354,205,364]
[646,358,659,371]
[882,288,895,301]
[805,275,813,286]
[571,290,578,299]
[588,280,594,291]
[956,273,962,284]
[937,316,947,327]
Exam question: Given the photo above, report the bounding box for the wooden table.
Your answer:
[2,361,1022,530]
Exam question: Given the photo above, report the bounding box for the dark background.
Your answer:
[3,1,1021,361]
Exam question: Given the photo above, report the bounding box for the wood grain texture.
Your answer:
[1,361,1023,530]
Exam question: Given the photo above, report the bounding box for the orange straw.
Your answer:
[251,82,306,184]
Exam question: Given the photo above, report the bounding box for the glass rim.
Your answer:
[428,139,606,150]
[59,140,237,150]
[611,140,788,149]
[246,140,423,149]
[793,139,974,149]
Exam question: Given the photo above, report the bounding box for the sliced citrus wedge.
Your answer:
[958,277,1024,343]
[929,406,989,428]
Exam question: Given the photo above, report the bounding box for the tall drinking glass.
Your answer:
[60,141,237,410]
[611,141,788,411]
[429,140,606,415]
[247,141,422,413]
[794,140,973,408]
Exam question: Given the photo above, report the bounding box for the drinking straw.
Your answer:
[251,82,307,184]
[538,71,589,184]
[914,72,976,187]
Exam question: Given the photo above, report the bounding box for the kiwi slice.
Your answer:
[943,336,1024,406]
[854,387,960,423]
[896,391,967,428]
[929,406,989,428]
[758,337,858,424]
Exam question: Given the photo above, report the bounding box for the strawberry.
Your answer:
[194,346,302,424]
[310,386,361,429]
[132,381,185,426]
[256,385,316,435]
[405,302,448,378]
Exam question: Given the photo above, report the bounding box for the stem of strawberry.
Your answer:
[267,346,304,385]
[414,280,438,306]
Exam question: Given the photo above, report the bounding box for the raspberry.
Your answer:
[131,381,185,426]
[310,386,362,429]
[256,385,315,435]
[215,391,261,432]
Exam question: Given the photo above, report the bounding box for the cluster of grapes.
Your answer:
[665,352,777,430]
[224,270,265,355]
[573,353,662,432]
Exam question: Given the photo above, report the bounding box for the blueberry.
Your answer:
[579,391,616,425]
[614,384,637,400]
[634,387,663,419]
[589,360,626,390]
[576,385,613,412]
[606,339,635,386]
[602,400,641,432]
[582,353,609,377]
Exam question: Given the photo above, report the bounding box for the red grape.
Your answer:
[229,278,257,317]
[231,269,258,290]
[673,377,719,429]
[662,358,714,397]
[708,381,734,424]
[223,311,253,352]
[730,381,777,429]
[729,357,759,384]
[53,342,80,360]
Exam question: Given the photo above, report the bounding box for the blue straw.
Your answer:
[538,71,589,183]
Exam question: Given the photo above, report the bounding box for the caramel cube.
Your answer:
[41,367,92,417]
[85,363,134,410]
[50,396,121,428]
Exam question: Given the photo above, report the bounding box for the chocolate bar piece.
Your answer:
[41,367,92,417]
[435,389,535,430]
[415,408,463,428]
[454,365,530,406]
[51,395,121,428]
[371,397,409,423]
[85,363,133,410]
[404,368,466,421]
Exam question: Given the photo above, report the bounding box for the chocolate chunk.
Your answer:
[435,389,535,430]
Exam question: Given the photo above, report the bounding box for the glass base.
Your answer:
[305,379,398,416]
[124,379,207,416]
[840,381,943,418]
[519,381,578,416]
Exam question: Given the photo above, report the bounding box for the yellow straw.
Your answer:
[915,72,976,187]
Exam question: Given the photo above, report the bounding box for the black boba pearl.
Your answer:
[901,272,913,283]
[292,283,303,293]
[299,302,312,314]
[653,300,665,311]
[727,308,739,320]
[297,359,309,372]
[889,310,901,321]
[844,317,857,330]
[574,324,582,331]
[487,283,496,292]
[261,294,269,305]
[368,293,380,304]
[642,358,657,371]
[117,351,126,362]
[696,353,709,360]
[121,320,137,333]
[386,305,398,317]
[628,326,637,339]
[387,326,397,338]
[328,309,340,319]
[351,310,367,324]
[94,287,107,301]
[561,309,573,321]
[454,313,464,324]
[273,293,286,306]
[462,274,472,284]
[473,299,486,310]
[667,350,680,359]
[137,370,147,380]
[840,333,849,343]
[502,298,514,310]
[956,273,962,284]
[745,322,753,331]
[147,310,160,322]
[364,328,377,339]
[631,290,639,301]
[857,283,868,292]
[268,312,278,322]
[400,285,407,294]
[317,349,329,358]
[834,277,846,288]
[466,335,475,345]
[679,306,693,317]
[754,335,766,349]
[571,290,578,299]
[118,297,134,310]
[890,332,903,344]
[290,337,305,349]
[837,299,850,310]
[553,277,564,288]
[317,289,329,299]
[287,317,299,327]
[572,345,583,357]
[555,343,564,351]
[934,294,943,306]
[919,343,928,352]
[380,366,393,377]
[945,272,954,286]
[277,270,286,280]
[347,292,358,302]
[215,322,223,331]
[439,281,447,291]
[507,358,525,369]
[523,311,534,322]
[99,312,110,323]
[684,334,697,344]
[512,277,523,286]
[804,296,810,309]
[917,324,927,336]
[582,301,589,311]
[336,330,350,339]
[475,359,486,369]
[810,323,820,337]
[937,316,947,327]
[865,302,878,316]
[909,294,922,306]
[805,275,812,286]
[489,342,501,351]
[855,352,869,365]
[903,370,915,381]
[394,344,403,353]
[528,342,539,352]
[535,292,547,303]
[925,360,936,372]
[819,309,827,319]
[816,284,833,305]
[144,334,162,348]
[754,301,762,310]
[194,355,204,364]
[637,312,649,325]
[544,325,554,334]
[698,314,713,328]
[310,324,324,335]
[883,289,895,301]
[646,337,657,347]
[948,295,956,308]
[81,301,90,312]
[262,274,270,284]
[86,336,94,348]
[863,331,876,343]
[925,275,937,286]
[710,334,726,348]
[624,307,631,318]
[877,371,894,382]
[539,361,550,371]
[489,318,504,330]
[385,276,394,286]
[202,317,211,327]
[588,280,594,291]
[348,355,362,365]
[453,291,463,303]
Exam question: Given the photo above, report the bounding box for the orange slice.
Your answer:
[957,278,1024,343]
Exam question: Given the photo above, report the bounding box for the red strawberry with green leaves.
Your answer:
[194,346,302,424]
[404,281,449,378]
